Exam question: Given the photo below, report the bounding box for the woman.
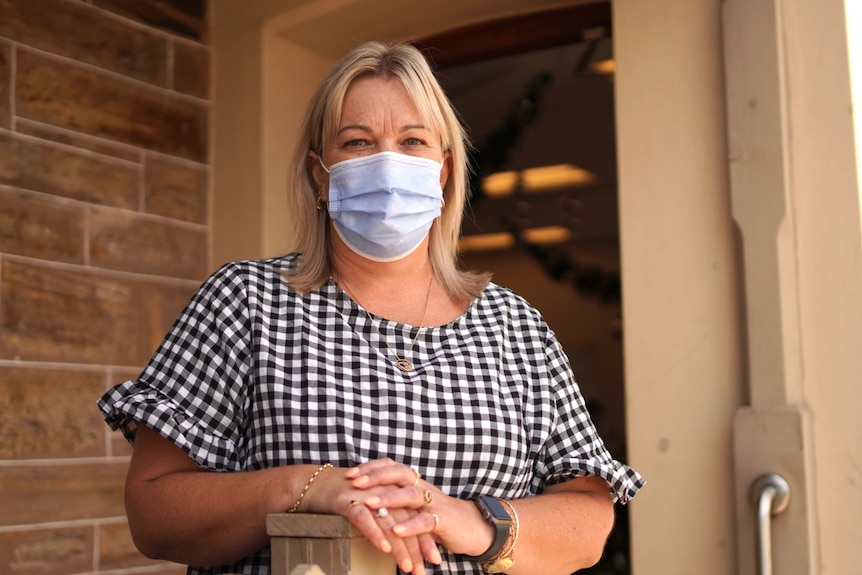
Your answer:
[98,41,644,575]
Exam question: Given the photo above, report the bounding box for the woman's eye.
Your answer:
[404,137,425,147]
[344,139,366,148]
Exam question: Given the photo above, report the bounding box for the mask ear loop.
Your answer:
[314,151,329,211]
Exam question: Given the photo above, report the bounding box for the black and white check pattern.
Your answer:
[98,255,644,575]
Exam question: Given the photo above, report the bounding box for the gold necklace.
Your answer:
[338,274,433,372]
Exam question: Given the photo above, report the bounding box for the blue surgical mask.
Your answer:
[321,151,444,261]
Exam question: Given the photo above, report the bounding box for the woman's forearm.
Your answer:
[125,426,323,566]
[506,477,615,575]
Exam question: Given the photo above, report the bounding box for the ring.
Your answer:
[376,507,389,518]
[412,469,422,487]
[423,490,433,507]
[345,500,362,514]
[427,511,440,532]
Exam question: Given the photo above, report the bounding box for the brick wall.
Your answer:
[0,1,209,573]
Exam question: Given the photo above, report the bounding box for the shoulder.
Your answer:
[481,281,546,322]
[185,255,300,312]
[202,255,299,291]
[474,281,555,341]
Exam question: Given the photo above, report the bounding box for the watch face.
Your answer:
[479,496,511,523]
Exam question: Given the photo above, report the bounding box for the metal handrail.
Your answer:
[749,473,791,575]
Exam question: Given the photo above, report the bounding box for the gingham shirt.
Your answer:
[98,255,644,575]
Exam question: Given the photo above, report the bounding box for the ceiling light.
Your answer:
[481,164,596,197]
[458,232,515,252]
[521,225,572,245]
[521,164,596,191]
[482,171,521,197]
[589,58,615,75]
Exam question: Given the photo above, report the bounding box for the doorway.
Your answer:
[416,5,631,572]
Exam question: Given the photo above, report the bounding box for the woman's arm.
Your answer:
[503,477,615,574]
[348,461,615,575]
[125,426,436,573]
[125,426,317,566]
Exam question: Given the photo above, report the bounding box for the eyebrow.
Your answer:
[336,123,431,135]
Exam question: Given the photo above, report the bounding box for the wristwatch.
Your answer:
[478,499,518,573]
[461,496,513,562]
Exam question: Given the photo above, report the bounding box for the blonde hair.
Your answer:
[284,40,489,301]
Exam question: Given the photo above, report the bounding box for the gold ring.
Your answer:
[412,469,422,487]
[423,490,433,507]
[345,500,362,514]
[428,511,440,532]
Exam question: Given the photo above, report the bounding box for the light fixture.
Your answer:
[588,58,615,76]
[521,225,572,245]
[459,225,574,253]
[481,163,597,197]
[575,26,614,77]
[458,232,516,252]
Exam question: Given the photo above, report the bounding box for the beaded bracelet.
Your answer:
[287,463,333,513]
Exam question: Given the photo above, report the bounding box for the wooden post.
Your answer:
[267,514,396,575]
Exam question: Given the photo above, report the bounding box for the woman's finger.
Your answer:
[346,502,428,573]
[363,485,438,512]
[350,462,424,489]
[344,500,393,554]
[391,509,441,539]
[344,457,397,479]
[392,512,443,566]
[379,508,425,575]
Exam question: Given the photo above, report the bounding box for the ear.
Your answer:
[307,151,329,202]
[440,150,452,191]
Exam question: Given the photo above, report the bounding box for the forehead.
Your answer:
[339,75,425,125]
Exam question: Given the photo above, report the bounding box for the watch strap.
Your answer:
[461,496,512,562]
[478,499,520,573]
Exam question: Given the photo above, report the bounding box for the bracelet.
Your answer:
[287,463,333,513]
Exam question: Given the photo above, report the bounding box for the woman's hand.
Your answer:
[345,459,496,561]
[300,460,436,575]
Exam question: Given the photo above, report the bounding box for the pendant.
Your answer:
[395,359,413,372]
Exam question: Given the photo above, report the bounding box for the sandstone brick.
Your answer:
[0,133,139,209]
[98,521,150,570]
[110,433,134,457]
[97,522,186,573]
[0,189,86,263]
[145,155,208,223]
[0,525,93,575]
[0,462,127,526]
[144,563,188,575]
[0,259,197,366]
[0,41,10,129]
[173,40,209,98]
[16,50,208,162]
[0,366,105,459]
[0,0,168,86]
[17,120,141,163]
[90,208,209,279]
[92,0,208,43]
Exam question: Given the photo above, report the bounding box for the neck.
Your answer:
[330,237,433,289]
[330,241,439,325]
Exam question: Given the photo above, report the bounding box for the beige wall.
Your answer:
[614,1,743,572]
[773,0,862,571]
[616,0,862,573]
